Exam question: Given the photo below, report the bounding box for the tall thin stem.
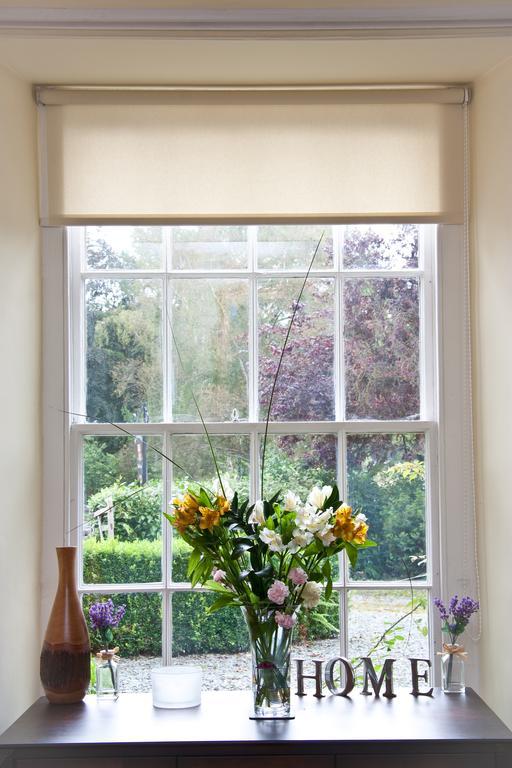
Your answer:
[260,232,324,497]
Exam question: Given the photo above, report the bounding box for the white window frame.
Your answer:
[41,223,478,690]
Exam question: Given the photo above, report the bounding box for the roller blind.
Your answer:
[36,86,467,225]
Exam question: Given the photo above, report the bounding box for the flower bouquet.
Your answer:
[434,595,479,693]
[166,482,374,717]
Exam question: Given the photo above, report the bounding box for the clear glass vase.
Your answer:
[242,607,295,719]
[441,643,465,694]
[95,650,119,699]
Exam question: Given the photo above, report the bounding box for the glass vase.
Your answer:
[441,643,466,694]
[95,650,119,700]
[242,607,295,719]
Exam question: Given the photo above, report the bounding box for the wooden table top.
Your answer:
[1,688,511,750]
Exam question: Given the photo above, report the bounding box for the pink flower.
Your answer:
[275,611,297,630]
[288,567,308,586]
[212,568,226,583]
[267,580,289,605]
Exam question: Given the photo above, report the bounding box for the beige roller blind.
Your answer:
[36,86,467,225]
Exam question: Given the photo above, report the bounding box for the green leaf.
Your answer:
[198,487,212,507]
[254,564,273,579]
[345,542,358,568]
[232,541,254,559]
[207,594,238,613]
[324,486,340,510]
[187,549,201,578]
[357,538,377,549]
[203,579,233,594]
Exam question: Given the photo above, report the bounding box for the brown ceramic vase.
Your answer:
[40,546,91,703]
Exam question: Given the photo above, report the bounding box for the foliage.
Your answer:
[86,479,162,542]
[85,235,162,423]
[349,452,426,582]
[83,538,162,583]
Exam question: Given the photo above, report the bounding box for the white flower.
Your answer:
[248,500,265,526]
[294,504,314,529]
[305,508,333,534]
[259,528,285,553]
[286,529,314,553]
[307,485,333,510]
[301,580,323,609]
[316,526,336,547]
[356,512,367,523]
[212,477,234,501]
[283,491,301,512]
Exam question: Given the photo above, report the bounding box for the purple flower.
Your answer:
[434,597,448,622]
[434,594,479,642]
[89,599,126,631]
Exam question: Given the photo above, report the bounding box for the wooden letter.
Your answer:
[409,658,434,697]
[360,657,396,699]
[324,657,355,697]
[295,659,325,698]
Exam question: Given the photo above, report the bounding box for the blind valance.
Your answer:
[36,86,467,225]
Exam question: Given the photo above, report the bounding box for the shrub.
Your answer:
[86,479,162,542]
[84,538,162,583]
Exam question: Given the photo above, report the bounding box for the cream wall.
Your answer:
[472,56,512,729]
[0,65,42,733]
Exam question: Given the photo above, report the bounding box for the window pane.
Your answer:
[347,433,426,582]
[85,226,164,270]
[172,592,249,690]
[259,278,335,421]
[172,226,248,270]
[171,434,250,499]
[170,279,249,422]
[260,433,337,502]
[344,277,420,420]
[83,592,162,693]
[342,224,419,270]
[86,278,163,423]
[257,225,333,270]
[83,435,163,584]
[348,589,429,688]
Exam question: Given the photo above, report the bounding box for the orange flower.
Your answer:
[216,495,231,515]
[352,519,369,545]
[183,493,200,513]
[172,505,197,534]
[199,506,221,532]
[332,504,351,539]
[332,503,368,544]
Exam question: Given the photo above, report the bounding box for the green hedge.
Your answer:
[83,538,338,657]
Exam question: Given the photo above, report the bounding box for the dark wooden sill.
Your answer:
[1,688,511,767]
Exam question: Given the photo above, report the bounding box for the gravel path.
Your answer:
[119,601,429,693]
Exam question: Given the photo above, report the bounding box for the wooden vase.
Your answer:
[40,546,91,703]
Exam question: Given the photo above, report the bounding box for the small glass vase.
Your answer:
[95,649,120,700]
[242,607,295,719]
[441,642,466,694]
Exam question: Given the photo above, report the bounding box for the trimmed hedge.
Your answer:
[83,538,338,657]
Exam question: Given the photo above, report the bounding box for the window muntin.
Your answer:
[72,223,436,692]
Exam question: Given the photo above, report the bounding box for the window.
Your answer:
[64,223,439,692]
